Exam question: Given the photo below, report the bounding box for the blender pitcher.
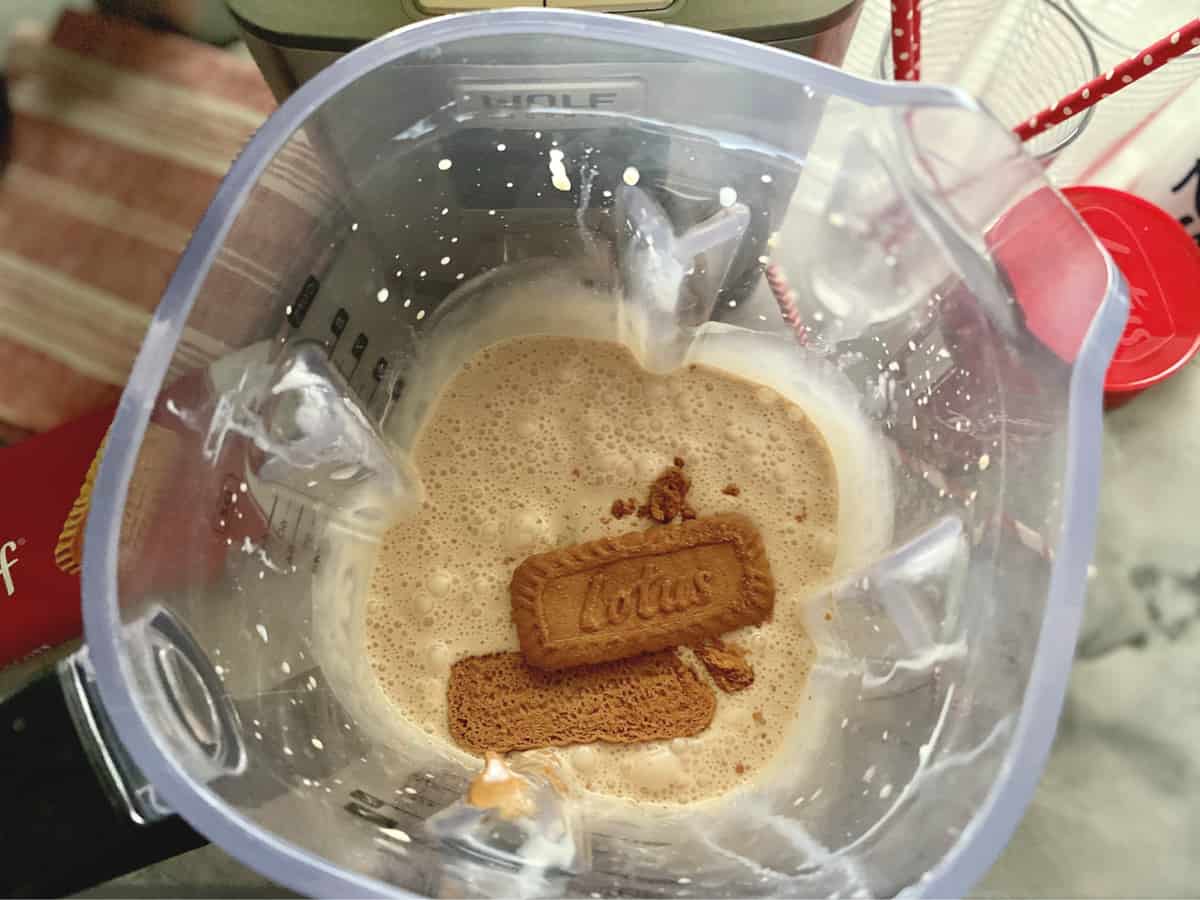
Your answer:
[0,10,1125,898]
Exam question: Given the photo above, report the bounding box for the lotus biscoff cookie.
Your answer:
[510,513,775,670]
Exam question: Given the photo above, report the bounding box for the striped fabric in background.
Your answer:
[0,10,317,435]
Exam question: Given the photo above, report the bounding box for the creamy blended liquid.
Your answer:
[365,335,838,804]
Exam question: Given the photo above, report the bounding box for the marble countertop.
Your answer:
[975,358,1200,898]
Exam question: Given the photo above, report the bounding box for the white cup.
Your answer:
[1085,78,1200,249]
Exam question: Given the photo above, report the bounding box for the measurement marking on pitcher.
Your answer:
[329,307,349,356]
[369,356,388,404]
[349,333,369,379]
[214,473,240,534]
[288,507,304,569]
[287,275,319,328]
[265,495,279,546]
[275,505,290,543]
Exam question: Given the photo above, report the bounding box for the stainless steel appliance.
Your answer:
[225,0,865,99]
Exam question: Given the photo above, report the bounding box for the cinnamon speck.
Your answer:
[722,483,741,497]
[734,763,746,775]
[571,467,581,479]
[823,611,833,621]
[674,456,686,468]
[752,710,765,725]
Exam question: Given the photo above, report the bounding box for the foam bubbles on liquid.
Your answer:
[365,335,838,806]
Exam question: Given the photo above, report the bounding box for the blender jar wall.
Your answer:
[80,10,1124,899]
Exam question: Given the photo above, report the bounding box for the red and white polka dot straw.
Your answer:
[764,263,809,346]
[891,0,922,81]
[1014,17,1200,142]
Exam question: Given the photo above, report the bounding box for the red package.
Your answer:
[0,367,275,669]
[0,405,113,668]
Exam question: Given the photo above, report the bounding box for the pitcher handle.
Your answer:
[0,662,206,896]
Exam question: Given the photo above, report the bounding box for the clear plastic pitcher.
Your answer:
[50,9,1126,898]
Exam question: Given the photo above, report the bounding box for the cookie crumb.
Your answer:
[721,483,741,497]
[641,466,692,524]
[735,763,746,775]
[673,456,686,468]
[611,497,637,519]
[692,638,755,693]
[571,467,581,479]
[680,505,697,521]
[824,611,833,621]
[752,710,765,725]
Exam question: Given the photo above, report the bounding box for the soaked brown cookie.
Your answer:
[447,651,716,754]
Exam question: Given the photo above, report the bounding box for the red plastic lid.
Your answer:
[1062,186,1200,406]
[989,185,1112,365]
